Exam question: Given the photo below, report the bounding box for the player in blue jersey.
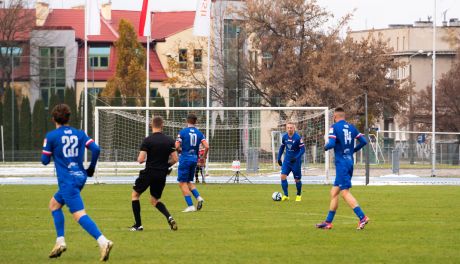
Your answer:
[277,122,305,202]
[42,104,113,261]
[175,113,209,212]
[316,107,369,230]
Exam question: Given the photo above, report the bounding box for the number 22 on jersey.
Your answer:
[62,135,78,157]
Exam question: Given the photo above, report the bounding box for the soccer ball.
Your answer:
[272,192,282,201]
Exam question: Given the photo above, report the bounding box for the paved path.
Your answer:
[2,174,460,186]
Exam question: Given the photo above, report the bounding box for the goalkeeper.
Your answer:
[277,122,305,202]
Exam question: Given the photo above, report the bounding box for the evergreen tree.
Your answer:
[31,99,47,150]
[47,92,61,130]
[0,100,3,127]
[2,88,18,153]
[64,88,78,128]
[18,96,31,150]
[87,93,94,138]
[152,94,166,117]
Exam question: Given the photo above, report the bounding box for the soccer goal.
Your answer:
[95,106,330,178]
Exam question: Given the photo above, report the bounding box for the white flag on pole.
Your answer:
[193,0,211,37]
[86,0,101,36]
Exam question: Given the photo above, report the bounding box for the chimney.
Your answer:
[35,1,50,27]
[101,1,112,21]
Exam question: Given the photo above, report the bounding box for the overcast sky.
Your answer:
[43,0,460,31]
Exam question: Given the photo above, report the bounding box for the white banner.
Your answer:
[193,0,211,37]
[86,0,101,36]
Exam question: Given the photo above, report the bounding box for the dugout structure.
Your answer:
[95,107,330,179]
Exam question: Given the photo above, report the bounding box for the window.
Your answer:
[0,47,22,67]
[150,88,158,99]
[89,87,103,106]
[179,49,187,69]
[39,47,66,108]
[193,49,202,70]
[89,46,110,69]
[262,52,273,69]
[169,88,205,107]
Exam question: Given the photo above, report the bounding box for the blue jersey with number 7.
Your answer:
[176,127,206,162]
[42,126,95,183]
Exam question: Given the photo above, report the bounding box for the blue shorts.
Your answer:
[334,159,354,190]
[281,159,302,179]
[177,160,197,183]
[54,175,87,213]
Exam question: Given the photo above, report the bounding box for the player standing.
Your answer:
[130,116,178,231]
[277,122,305,202]
[176,113,209,212]
[195,146,206,183]
[316,107,369,230]
[42,104,113,261]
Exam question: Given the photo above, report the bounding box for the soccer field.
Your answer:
[1,184,459,264]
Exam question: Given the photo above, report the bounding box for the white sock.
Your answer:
[197,196,204,202]
[97,235,109,248]
[56,236,65,245]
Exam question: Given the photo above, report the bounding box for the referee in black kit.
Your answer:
[130,116,178,231]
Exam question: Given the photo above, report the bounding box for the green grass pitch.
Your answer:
[1,184,459,263]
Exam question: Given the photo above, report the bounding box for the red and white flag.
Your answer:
[193,0,211,37]
[86,0,101,36]
[139,0,152,37]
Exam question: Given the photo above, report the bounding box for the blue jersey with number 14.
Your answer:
[176,127,206,162]
[42,126,94,183]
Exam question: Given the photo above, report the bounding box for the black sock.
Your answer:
[132,200,142,226]
[155,202,171,219]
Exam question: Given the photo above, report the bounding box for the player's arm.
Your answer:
[324,126,337,151]
[41,136,52,165]
[175,133,182,153]
[293,139,305,162]
[354,133,368,153]
[277,138,285,166]
[169,151,178,166]
[85,138,100,177]
[201,139,209,159]
[137,151,147,164]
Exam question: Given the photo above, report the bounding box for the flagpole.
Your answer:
[146,35,150,137]
[84,0,89,163]
[205,1,211,175]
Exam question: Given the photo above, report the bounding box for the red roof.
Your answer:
[43,9,195,42]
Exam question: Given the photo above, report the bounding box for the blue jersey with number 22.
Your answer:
[42,126,94,184]
[176,127,206,162]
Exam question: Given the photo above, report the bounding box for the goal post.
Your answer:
[95,106,330,179]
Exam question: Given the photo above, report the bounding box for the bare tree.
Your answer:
[0,0,36,95]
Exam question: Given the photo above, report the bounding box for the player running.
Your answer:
[42,104,113,261]
[176,113,209,212]
[277,122,305,202]
[130,116,178,231]
[316,107,369,230]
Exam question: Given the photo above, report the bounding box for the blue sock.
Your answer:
[184,195,193,206]
[78,215,102,240]
[51,209,65,237]
[281,179,288,196]
[295,181,302,196]
[191,189,200,199]
[353,206,365,220]
[325,210,336,223]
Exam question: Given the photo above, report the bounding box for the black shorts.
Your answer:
[133,169,167,199]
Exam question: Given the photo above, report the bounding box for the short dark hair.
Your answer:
[52,104,71,125]
[334,107,345,113]
[152,116,164,128]
[186,113,197,124]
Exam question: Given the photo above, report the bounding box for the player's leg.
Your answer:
[340,162,369,229]
[293,162,302,201]
[49,193,67,258]
[280,160,291,200]
[195,166,200,183]
[66,186,113,261]
[150,173,178,230]
[188,162,204,210]
[178,161,195,211]
[131,170,149,231]
[316,186,340,229]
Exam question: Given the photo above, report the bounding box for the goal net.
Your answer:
[95,107,330,178]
